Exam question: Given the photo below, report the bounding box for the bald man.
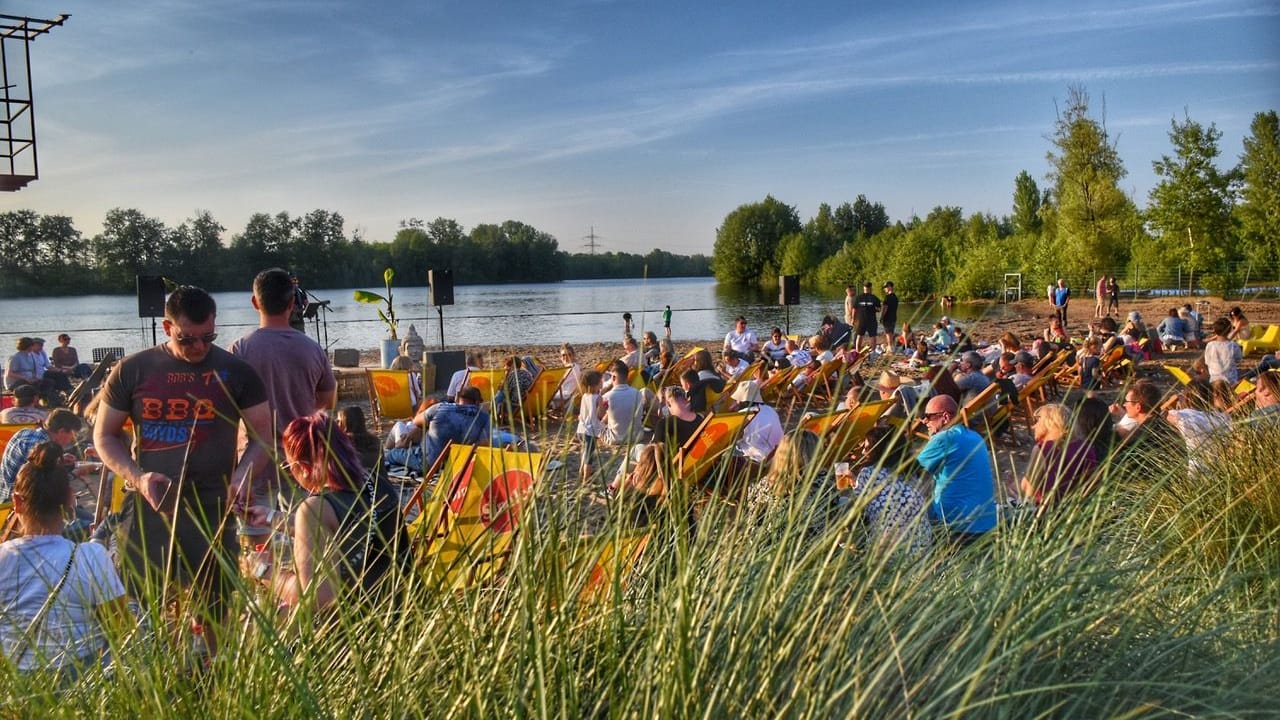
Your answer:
[916,394,997,542]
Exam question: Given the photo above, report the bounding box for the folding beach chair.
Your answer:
[1164,364,1193,386]
[674,411,755,489]
[365,369,417,427]
[66,353,117,414]
[466,368,506,405]
[0,423,37,459]
[520,365,572,420]
[651,347,703,390]
[407,443,543,589]
[1240,325,1280,356]
[816,399,892,466]
[758,365,804,404]
[573,532,651,607]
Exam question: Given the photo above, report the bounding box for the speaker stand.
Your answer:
[436,306,446,350]
[151,317,158,346]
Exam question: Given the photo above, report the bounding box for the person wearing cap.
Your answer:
[880,282,899,352]
[916,395,997,542]
[852,283,881,353]
[952,351,992,404]
[730,380,782,463]
[0,384,47,424]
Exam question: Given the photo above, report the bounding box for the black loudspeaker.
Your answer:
[424,350,466,392]
[779,275,800,305]
[429,269,455,306]
[137,275,166,318]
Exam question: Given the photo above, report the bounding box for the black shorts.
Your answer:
[882,321,897,335]
[118,489,236,620]
[857,323,877,336]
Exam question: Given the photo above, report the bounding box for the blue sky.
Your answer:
[3,0,1277,256]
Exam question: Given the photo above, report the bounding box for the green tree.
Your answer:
[92,208,170,291]
[1012,170,1043,235]
[1147,114,1237,294]
[712,195,801,284]
[775,232,817,278]
[1046,86,1138,279]
[849,194,890,239]
[1236,110,1280,270]
[166,210,225,287]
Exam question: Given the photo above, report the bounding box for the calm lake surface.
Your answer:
[0,277,1002,356]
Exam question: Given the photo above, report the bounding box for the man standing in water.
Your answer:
[94,286,273,644]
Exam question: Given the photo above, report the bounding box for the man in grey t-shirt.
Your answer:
[601,360,649,446]
[231,268,337,494]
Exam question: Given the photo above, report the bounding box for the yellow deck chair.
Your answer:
[520,366,573,420]
[1164,364,1193,385]
[0,502,12,541]
[411,445,543,590]
[759,366,803,404]
[819,399,892,465]
[800,407,851,437]
[365,369,416,427]
[574,532,651,607]
[675,411,754,488]
[652,347,703,389]
[0,423,37,459]
[466,368,506,405]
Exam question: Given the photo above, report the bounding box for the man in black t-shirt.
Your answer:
[853,282,881,353]
[881,281,900,351]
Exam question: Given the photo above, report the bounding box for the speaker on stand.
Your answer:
[428,269,455,350]
[779,275,799,335]
[136,275,166,345]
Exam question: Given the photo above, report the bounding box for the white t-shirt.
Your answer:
[736,404,783,462]
[1203,339,1242,384]
[724,329,758,355]
[576,393,604,438]
[0,536,125,672]
[601,384,644,446]
[446,366,478,400]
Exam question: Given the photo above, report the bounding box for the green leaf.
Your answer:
[353,290,388,305]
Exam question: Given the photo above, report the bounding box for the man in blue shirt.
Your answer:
[1053,278,1071,326]
[916,395,997,542]
[0,408,85,503]
[421,385,491,472]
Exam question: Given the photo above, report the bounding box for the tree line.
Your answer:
[713,87,1280,300]
[0,210,711,297]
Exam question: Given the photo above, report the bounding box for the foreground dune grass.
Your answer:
[5,416,1278,719]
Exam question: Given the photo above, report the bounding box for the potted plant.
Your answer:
[353,267,401,368]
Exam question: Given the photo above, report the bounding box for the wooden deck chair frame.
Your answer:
[365,369,417,427]
[1013,371,1055,434]
[66,354,118,414]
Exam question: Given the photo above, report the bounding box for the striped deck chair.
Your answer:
[407,443,543,590]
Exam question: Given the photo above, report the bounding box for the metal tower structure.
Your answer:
[1,13,70,191]
[583,225,602,254]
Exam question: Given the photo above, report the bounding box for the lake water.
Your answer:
[0,277,1002,356]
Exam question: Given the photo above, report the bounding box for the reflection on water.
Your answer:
[0,278,1009,355]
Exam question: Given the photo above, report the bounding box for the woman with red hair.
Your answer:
[247,413,409,611]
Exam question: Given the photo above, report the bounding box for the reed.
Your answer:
[4,420,1277,718]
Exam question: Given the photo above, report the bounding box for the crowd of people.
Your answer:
[1,272,1277,683]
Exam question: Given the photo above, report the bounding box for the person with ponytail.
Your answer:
[245,413,410,611]
[0,442,125,675]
